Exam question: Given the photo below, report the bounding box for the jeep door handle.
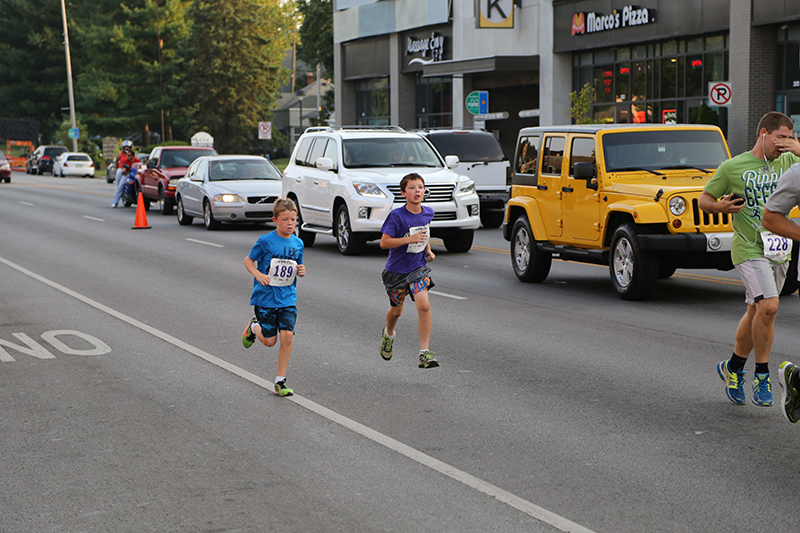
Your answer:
[562,186,573,192]
[537,184,548,190]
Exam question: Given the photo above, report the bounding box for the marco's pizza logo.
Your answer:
[572,13,586,35]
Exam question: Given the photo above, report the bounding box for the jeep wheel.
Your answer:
[293,203,316,247]
[782,241,799,295]
[609,223,659,301]
[160,187,174,215]
[177,197,194,226]
[480,210,504,229]
[204,199,221,230]
[510,218,551,282]
[443,229,474,253]
[335,204,365,255]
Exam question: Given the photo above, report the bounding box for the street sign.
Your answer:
[475,111,509,121]
[466,91,489,115]
[708,82,733,107]
[258,121,272,140]
[68,127,79,139]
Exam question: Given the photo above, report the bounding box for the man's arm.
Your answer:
[698,191,745,215]
[763,209,800,241]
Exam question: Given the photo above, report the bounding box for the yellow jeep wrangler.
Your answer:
[503,124,796,300]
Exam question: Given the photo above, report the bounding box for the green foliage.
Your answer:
[696,102,720,126]
[174,0,292,153]
[295,0,333,77]
[569,83,604,124]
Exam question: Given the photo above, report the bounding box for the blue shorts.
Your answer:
[254,305,297,337]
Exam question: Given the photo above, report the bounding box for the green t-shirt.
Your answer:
[705,151,800,265]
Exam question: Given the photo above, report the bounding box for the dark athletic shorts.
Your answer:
[254,305,297,337]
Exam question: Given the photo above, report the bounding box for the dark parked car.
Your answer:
[0,150,11,183]
[26,145,68,175]
[137,146,217,214]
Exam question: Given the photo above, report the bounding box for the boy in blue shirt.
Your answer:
[379,173,439,368]
[242,198,306,396]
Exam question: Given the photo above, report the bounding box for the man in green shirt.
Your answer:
[699,111,800,408]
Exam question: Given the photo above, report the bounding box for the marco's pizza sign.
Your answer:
[571,5,655,35]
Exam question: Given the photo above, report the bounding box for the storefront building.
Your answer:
[334,0,800,156]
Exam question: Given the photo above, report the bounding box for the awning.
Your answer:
[422,55,539,77]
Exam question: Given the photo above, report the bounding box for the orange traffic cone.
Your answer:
[132,192,151,230]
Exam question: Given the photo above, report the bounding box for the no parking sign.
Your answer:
[708,82,733,107]
[258,121,272,140]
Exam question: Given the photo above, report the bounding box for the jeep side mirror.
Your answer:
[573,162,595,180]
[445,155,459,169]
[316,157,334,172]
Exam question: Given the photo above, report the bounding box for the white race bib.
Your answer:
[761,231,791,261]
[406,225,429,254]
[267,258,298,286]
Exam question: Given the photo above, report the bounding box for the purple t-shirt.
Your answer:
[381,205,434,274]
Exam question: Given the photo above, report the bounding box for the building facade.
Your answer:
[334,0,800,156]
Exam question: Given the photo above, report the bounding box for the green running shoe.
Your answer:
[380,328,394,361]
[778,361,800,423]
[242,316,257,348]
[418,350,439,369]
[752,373,773,407]
[274,380,294,397]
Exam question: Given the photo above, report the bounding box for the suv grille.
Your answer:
[386,184,455,203]
[691,199,730,228]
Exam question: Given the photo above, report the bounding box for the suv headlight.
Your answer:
[213,194,241,203]
[669,196,687,216]
[457,179,475,196]
[351,181,387,198]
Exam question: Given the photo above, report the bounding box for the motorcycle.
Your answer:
[122,166,139,207]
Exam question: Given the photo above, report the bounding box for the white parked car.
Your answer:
[53,152,95,178]
[175,155,283,230]
[282,126,481,255]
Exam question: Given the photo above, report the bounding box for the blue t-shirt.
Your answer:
[248,231,304,308]
[381,205,434,274]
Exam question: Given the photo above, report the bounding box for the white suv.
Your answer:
[282,126,481,255]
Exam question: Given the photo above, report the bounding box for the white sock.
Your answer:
[276,376,285,384]
[384,328,395,338]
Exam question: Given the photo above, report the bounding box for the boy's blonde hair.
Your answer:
[273,197,298,217]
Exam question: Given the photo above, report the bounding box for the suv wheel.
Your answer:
[160,187,174,215]
[443,229,474,253]
[510,218,551,282]
[609,223,659,301]
[335,204,365,255]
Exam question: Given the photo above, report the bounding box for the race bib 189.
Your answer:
[268,258,298,286]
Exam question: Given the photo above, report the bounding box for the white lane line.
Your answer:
[185,238,225,248]
[18,201,34,206]
[83,215,105,222]
[0,254,595,533]
[429,290,467,300]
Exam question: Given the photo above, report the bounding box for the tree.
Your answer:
[295,0,333,77]
[174,0,292,153]
[569,83,603,124]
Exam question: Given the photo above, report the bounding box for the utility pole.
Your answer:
[60,0,78,151]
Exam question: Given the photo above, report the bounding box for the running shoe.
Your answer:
[717,360,746,405]
[242,316,257,348]
[751,373,773,407]
[380,328,394,361]
[778,361,800,423]
[418,350,439,369]
[274,380,294,397]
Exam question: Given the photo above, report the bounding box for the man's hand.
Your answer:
[775,133,800,157]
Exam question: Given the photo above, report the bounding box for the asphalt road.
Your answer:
[2,170,800,532]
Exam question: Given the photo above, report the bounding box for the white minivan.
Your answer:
[416,129,510,228]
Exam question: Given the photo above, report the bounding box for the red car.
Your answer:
[136,146,217,214]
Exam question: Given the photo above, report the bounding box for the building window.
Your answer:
[356,78,390,125]
[415,76,452,128]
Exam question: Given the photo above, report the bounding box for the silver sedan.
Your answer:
[175,155,283,230]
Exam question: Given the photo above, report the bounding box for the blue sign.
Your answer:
[68,127,80,139]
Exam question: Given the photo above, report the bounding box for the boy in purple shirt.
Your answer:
[379,173,439,368]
